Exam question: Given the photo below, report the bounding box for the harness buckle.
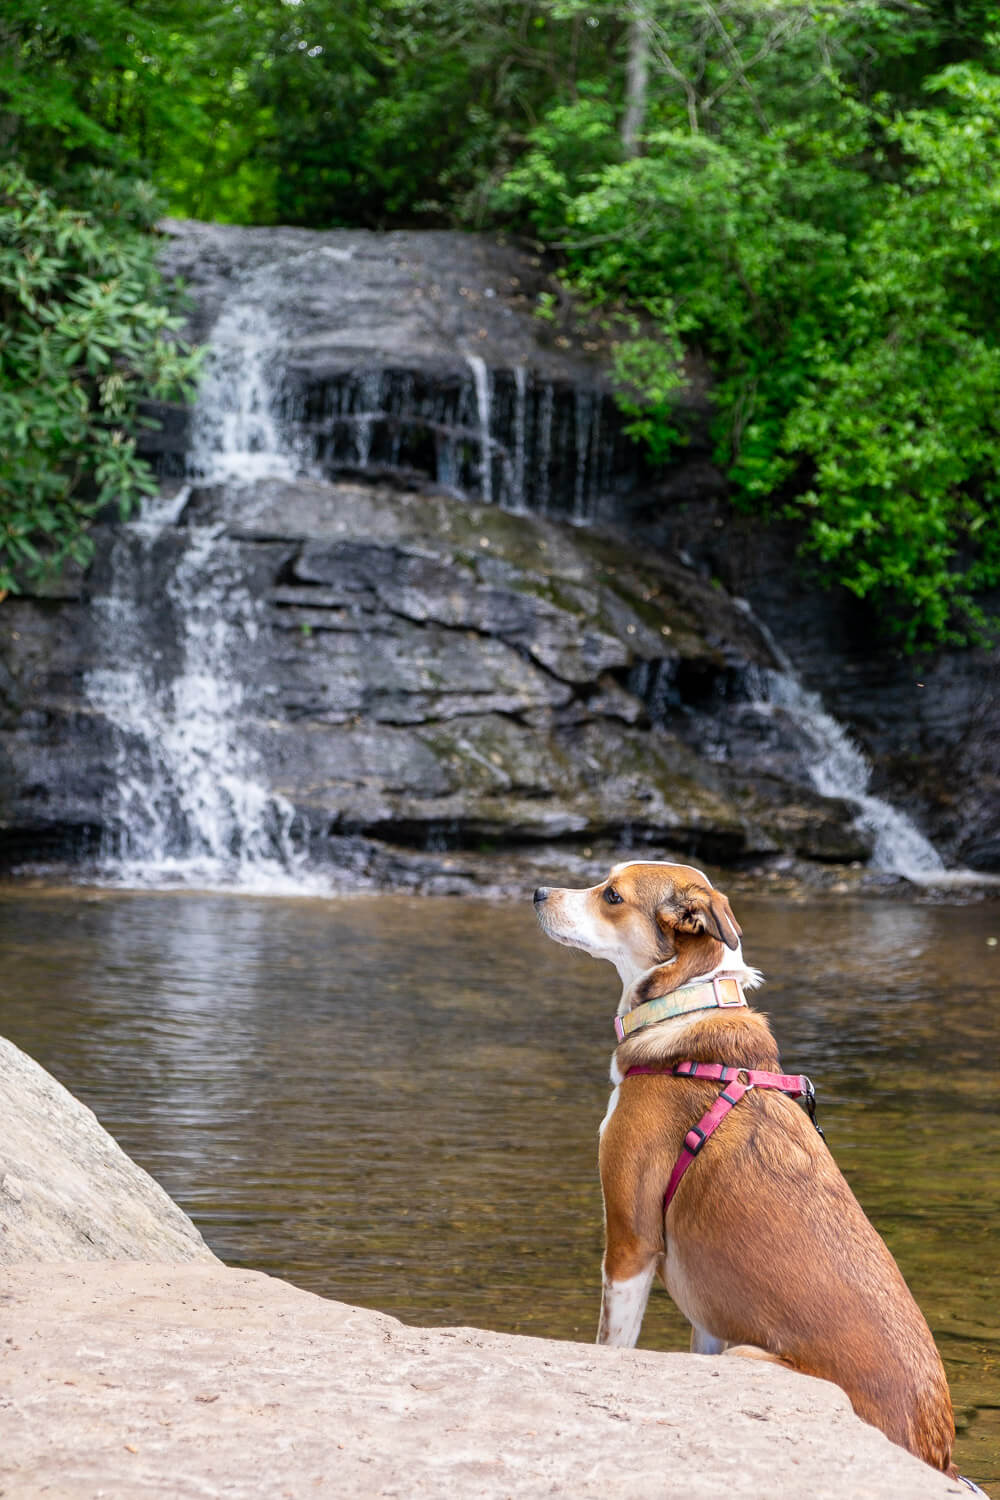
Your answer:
[684,1124,709,1156]
[802,1076,826,1140]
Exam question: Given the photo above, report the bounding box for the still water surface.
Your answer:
[0,888,997,1483]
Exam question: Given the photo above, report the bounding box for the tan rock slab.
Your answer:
[0,1038,214,1265]
[0,1261,969,1499]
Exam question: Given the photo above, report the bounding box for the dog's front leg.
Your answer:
[597,1143,661,1347]
[597,1255,657,1347]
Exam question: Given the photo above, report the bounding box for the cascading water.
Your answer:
[630,594,953,880]
[188,300,308,485]
[465,354,494,506]
[301,357,613,517]
[747,668,947,880]
[86,283,322,891]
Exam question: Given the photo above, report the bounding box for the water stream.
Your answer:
[747,668,947,881]
[465,353,494,505]
[85,280,321,891]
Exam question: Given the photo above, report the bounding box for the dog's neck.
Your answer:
[611,944,774,1083]
[618,941,763,1015]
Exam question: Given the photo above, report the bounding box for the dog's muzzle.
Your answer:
[533,887,550,904]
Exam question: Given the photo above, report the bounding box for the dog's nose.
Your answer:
[533,887,550,904]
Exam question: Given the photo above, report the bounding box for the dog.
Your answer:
[534,860,958,1477]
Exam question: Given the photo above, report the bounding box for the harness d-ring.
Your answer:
[624,1060,824,1212]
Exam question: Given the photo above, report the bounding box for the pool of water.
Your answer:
[0,886,996,1484]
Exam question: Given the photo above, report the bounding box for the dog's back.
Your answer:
[602,1066,954,1471]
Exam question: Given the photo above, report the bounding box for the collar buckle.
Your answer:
[712,975,745,1008]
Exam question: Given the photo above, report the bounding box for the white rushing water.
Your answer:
[747,667,948,880]
[189,301,308,486]
[86,283,328,892]
[465,353,494,506]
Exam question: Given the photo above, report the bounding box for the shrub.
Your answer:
[0,165,200,594]
[499,54,1000,649]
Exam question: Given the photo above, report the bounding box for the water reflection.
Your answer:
[0,888,996,1484]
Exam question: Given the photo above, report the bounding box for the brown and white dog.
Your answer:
[534,860,957,1476]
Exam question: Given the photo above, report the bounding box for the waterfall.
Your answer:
[511,365,528,513]
[77,230,958,892]
[189,301,308,485]
[536,382,553,516]
[573,391,600,523]
[349,370,384,469]
[298,359,615,518]
[465,353,494,505]
[85,281,325,892]
[748,668,947,880]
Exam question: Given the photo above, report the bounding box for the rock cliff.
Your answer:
[0,219,995,886]
[0,471,878,886]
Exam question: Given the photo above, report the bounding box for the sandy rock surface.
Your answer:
[0,1037,214,1264]
[1,1260,967,1500]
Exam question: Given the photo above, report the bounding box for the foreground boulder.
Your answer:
[0,1036,214,1263]
[1,1261,968,1500]
[0,1038,972,1496]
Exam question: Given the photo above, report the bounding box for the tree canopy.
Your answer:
[3,0,1000,644]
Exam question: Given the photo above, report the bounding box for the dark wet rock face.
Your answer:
[635,498,1000,875]
[0,471,873,884]
[152,221,651,519]
[0,221,992,887]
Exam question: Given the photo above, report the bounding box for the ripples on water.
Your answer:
[0,888,996,1483]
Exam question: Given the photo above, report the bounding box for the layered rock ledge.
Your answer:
[0,474,878,883]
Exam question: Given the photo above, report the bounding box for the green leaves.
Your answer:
[4,0,1000,646]
[0,166,201,595]
[500,11,1000,648]
[774,65,1000,647]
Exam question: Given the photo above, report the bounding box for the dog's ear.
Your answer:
[656,885,742,951]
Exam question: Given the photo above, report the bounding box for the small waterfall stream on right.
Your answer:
[746,667,948,880]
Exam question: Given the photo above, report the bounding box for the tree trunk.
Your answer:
[622,3,651,157]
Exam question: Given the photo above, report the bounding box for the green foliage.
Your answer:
[0,0,217,185]
[4,0,1000,643]
[498,8,1000,647]
[188,0,621,228]
[0,166,200,593]
[779,65,1000,646]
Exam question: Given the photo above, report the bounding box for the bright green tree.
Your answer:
[498,2,1000,646]
[0,166,200,593]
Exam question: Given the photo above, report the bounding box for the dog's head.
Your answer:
[533,860,743,993]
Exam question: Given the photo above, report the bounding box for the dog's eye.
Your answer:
[603,887,623,906]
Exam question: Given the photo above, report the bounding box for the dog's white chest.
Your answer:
[598,1084,620,1137]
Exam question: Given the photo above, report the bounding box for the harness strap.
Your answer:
[661,1076,753,1210]
[623,1060,820,1214]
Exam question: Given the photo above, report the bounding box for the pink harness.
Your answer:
[624,1059,823,1213]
